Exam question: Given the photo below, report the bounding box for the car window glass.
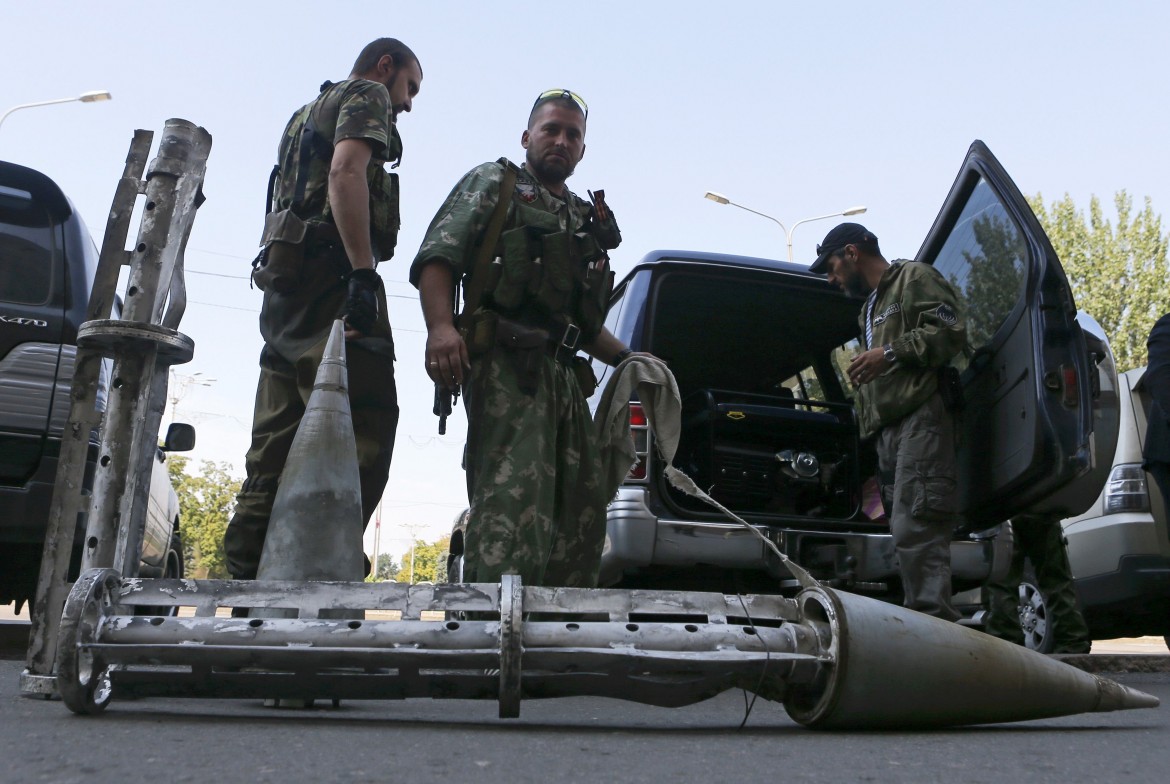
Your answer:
[0,185,55,305]
[930,177,1027,351]
[777,366,828,405]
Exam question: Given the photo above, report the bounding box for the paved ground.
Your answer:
[1,657,1166,784]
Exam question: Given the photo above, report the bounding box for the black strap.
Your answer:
[263,164,279,216]
[272,83,336,220]
[291,110,332,218]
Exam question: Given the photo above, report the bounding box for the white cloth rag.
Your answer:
[592,355,816,589]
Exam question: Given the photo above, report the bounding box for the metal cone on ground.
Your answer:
[256,320,364,582]
[785,587,1159,729]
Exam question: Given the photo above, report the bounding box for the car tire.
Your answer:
[1017,562,1054,654]
[447,553,464,585]
[135,528,183,616]
[166,528,184,580]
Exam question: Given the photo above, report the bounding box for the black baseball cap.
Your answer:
[809,223,875,274]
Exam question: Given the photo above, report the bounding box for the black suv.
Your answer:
[584,141,1118,606]
[0,160,189,610]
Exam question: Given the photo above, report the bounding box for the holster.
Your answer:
[459,309,499,357]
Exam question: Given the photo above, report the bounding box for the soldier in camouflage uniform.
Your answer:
[224,39,423,580]
[410,90,640,587]
[984,513,1091,653]
[812,223,967,620]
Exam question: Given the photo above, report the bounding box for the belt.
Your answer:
[494,315,582,364]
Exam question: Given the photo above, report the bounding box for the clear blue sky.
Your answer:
[4,1,1167,558]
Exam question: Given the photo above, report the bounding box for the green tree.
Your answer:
[956,213,1027,350]
[368,553,400,582]
[1028,191,1169,371]
[166,455,239,579]
[393,535,451,584]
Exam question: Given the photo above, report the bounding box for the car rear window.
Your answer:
[0,184,56,305]
[647,268,859,402]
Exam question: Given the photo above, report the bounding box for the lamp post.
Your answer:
[167,370,216,425]
[704,191,867,262]
[0,90,113,135]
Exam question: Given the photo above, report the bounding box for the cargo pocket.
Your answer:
[910,470,957,522]
[253,209,308,293]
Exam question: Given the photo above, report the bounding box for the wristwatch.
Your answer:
[611,348,633,367]
[882,343,897,364]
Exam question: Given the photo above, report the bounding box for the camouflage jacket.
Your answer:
[274,78,403,260]
[409,158,614,339]
[855,260,967,439]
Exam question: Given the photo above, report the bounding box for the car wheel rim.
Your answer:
[1016,582,1048,651]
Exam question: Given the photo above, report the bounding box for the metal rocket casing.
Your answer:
[257,320,364,583]
[784,587,1159,729]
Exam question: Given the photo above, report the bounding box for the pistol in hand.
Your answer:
[433,383,459,435]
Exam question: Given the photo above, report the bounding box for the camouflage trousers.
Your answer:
[223,337,398,580]
[985,513,1091,653]
[877,392,961,621]
[462,347,607,587]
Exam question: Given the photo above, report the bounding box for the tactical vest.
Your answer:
[481,161,616,341]
[276,80,402,261]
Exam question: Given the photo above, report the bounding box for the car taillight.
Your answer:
[1103,463,1150,513]
[1061,364,1078,407]
[627,403,649,483]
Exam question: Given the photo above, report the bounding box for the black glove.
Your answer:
[343,267,381,335]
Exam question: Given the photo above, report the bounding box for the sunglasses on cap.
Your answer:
[532,88,588,119]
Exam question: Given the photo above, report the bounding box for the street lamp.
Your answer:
[704,191,867,262]
[0,90,113,135]
[167,370,216,424]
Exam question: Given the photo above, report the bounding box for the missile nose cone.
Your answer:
[785,587,1163,729]
[1093,677,1161,712]
[316,319,348,392]
[256,319,364,585]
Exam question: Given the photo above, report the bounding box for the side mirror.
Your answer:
[162,422,196,452]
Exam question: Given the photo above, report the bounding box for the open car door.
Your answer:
[917,140,1117,527]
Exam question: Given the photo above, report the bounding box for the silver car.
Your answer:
[1013,364,1170,650]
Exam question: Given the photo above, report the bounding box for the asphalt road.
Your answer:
[2,656,1167,784]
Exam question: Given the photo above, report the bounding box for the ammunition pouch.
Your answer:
[252,209,308,293]
[318,161,400,262]
[579,262,614,341]
[368,167,400,260]
[487,227,611,341]
[570,355,598,397]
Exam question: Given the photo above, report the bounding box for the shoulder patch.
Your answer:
[936,303,958,325]
[515,181,538,203]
